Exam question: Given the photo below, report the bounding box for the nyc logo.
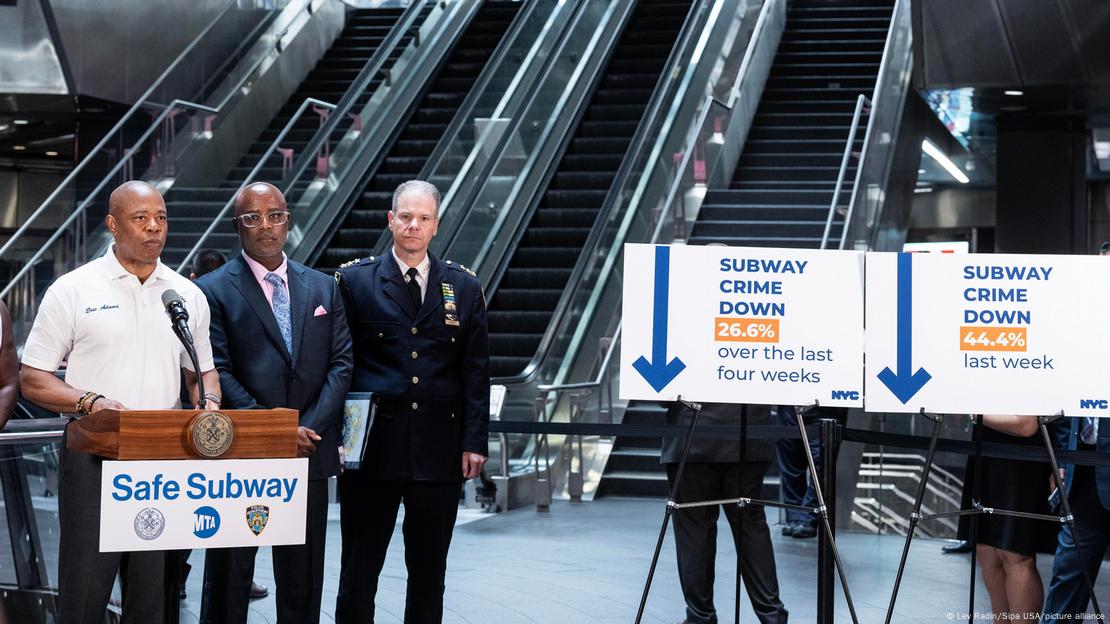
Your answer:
[246,504,270,536]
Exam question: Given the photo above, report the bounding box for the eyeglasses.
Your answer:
[235,211,290,228]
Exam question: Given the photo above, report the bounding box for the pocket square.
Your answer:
[314,305,328,317]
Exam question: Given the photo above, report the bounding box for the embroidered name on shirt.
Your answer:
[85,304,121,314]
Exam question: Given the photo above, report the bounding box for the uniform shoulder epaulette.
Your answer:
[445,259,476,278]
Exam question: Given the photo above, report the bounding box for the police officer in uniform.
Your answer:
[333,180,490,624]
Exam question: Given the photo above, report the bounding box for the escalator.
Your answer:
[163,7,409,268]
[314,1,521,272]
[690,0,891,247]
[484,0,694,379]
[599,0,894,497]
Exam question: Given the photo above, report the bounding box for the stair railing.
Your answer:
[175,97,337,272]
[820,93,871,249]
[0,0,325,338]
[838,0,913,251]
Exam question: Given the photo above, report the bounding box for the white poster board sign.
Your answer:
[865,252,1110,416]
[620,244,865,406]
[100,458,308,552]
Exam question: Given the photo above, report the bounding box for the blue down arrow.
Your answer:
[877,252,932,404]
[633,246,686,392]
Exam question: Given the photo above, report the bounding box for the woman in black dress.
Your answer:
[974,414,1056,620]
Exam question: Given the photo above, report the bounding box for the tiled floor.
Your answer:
[176,498,1108,623]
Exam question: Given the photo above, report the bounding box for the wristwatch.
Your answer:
[202,393,222,408]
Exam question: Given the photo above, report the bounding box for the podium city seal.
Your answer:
[189,411,235,458]
[133,507,165,541]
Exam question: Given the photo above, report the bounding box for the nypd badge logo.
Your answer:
[246,504,270,536]
[133,507,165,541]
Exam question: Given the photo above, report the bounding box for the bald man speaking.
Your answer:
[21,181,220,623]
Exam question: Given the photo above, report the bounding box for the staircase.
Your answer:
[484,0,694,379]
[598,0,894,497]
[163,7,409,269]
[315,1,522,272]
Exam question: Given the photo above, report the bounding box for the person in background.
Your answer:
[971,414,1054,621]
[1040,241,1110,621]
[663,401,788,624]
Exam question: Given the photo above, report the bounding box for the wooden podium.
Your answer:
[66,408,299,460]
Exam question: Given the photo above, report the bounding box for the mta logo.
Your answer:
[830,390,860,401]
[1079,399,1108,410]
[193,506,221,539]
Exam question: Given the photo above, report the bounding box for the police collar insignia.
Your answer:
[246,504,270,536]
[441,282,460,327]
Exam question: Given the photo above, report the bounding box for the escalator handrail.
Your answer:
[175,97,338,273]
[291,0,488,267]
[0,98,220,301]
[269,0,431,197]
[488,0,718,385]
[0,0,244,262]
[840,0,911,250]
[428,0,630,260]
[338,0,565,262]
[178,0,445,271]
[402,0,580,258]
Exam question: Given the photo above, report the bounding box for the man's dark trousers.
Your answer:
[199,479,329,623]
[335,472,460,624]
[776,406,846,528]
[58,441,165,624]
[667,461,788,624]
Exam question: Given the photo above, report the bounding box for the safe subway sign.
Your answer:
[865,252,1110,415]
[100,458,308,552]
[620,244,864,406]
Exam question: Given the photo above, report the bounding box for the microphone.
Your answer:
[162,289,209,410]
[161,289,193,345]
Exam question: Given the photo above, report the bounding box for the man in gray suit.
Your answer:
[663,402,789,624]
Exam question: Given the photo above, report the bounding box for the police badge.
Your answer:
[246,504,270,536]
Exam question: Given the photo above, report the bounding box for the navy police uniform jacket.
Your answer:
[335,252,490,482]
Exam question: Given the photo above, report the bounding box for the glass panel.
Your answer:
[440,0,632,273]
[840,0,913,252]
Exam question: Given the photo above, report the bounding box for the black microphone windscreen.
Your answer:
[161,289,182,309]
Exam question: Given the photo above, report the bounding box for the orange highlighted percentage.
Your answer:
[960,326,1027,352]
[715,317,780,343]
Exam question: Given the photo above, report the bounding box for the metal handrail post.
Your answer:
[0,0,241,258]
[820,94,869,249]
[175,97,337,273]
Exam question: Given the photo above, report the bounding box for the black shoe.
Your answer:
[942,540,972,554]
[781,523,795,537]
[249,582,268,600]
[791,523,817,539]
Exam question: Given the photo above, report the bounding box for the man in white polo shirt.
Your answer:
[20,180,220,624]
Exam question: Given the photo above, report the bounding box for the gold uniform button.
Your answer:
[411,351,418,359]
[412,376,419,384]
[411,327,417,335]
[411,402,418,410]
